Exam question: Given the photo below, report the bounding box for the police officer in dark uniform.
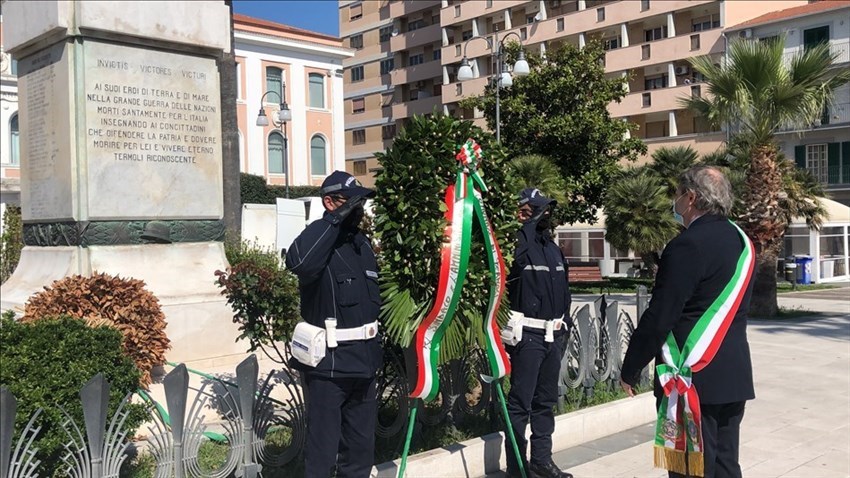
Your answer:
[504,188,573,478]
[285,171,383,478]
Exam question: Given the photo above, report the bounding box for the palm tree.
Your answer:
[648,146,699,196]
[681,36,850,317]
[603,170,680,277]
[510,154,569,205]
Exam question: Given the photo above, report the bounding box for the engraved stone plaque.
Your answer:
[82,40,223,220]
[17,41,75,222]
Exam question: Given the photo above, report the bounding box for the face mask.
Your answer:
[343,205,365,230]
[672,194,685,226]
[536,213,551,231]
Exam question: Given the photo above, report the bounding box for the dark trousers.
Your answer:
[505,332,567,470]
[668,401,746,478]
[304,375,378,478]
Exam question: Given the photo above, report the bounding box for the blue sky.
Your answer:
[234,0,340,37]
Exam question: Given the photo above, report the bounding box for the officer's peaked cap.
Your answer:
[519,188,556,208]
[321,170,375,199]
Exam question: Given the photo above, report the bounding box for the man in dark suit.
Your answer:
[620,166,755,478]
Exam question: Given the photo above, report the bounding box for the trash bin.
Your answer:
[784,259,797,283]
[794,255,813,285]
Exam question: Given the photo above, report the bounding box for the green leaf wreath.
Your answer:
[373,113,519,364]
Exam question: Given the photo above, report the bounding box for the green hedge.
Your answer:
[0,314,147,477]
[240,173,322,204]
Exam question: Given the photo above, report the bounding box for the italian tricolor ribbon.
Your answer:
[653,221,755,477]
[409,139,511,400]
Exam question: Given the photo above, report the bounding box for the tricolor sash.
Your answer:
[409,139,511,400]
[653,221,755,477]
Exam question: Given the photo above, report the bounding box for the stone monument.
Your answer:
[1,1,245,366]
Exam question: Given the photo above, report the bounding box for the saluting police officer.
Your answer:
[285,171,383,478]
[504,188,573,478]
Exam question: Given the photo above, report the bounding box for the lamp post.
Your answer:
[456,30,530,143]
[256,81,293,198]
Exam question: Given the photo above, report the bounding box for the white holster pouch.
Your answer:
[290,322,327,367]
[501,310,526,346]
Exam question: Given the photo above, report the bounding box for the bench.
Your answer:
[568,265,610,294]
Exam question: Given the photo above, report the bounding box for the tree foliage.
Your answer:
[0,205,22,284]
[373,114,518,362]
[603,169,680,276]
[461,41,645,225]
[682,36,846,316]
[509,154,569,206]
[216,240,300,364]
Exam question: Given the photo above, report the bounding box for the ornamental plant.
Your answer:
[0,315,147,477]
[216,240,300,363]
[21,272,170,387]
[373,114,519,363]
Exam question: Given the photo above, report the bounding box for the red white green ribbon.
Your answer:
[409,139,510,399]
[653,221,754,477]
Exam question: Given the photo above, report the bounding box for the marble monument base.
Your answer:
[0,242,248,368]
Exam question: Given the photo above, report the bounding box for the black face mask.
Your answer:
[342,205,365,230]
[536,213,551,232]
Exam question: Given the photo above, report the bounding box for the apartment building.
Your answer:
[234,14,353,187]
[727,1,850,207]
[339,0,444,186]
[340,0,809,185]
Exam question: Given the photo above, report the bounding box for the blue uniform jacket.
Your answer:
[507,223,573,336]
[285,213,383,378]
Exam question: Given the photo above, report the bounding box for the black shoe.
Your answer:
[529,460,573,478]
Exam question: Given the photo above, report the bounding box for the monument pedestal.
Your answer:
[1,1,248,367]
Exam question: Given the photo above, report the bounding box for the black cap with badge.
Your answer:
[519,188,556,209]
[321,170,376,199]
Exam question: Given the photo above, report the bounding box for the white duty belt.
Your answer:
[324,319,379,348]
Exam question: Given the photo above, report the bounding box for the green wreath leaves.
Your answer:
[373,114,519,363]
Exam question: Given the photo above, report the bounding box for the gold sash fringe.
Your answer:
[654,446,705,477]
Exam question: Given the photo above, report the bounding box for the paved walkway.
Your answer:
[550,292,850,477]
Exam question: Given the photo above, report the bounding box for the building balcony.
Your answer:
[392,94,443,118]
[441,0,528,27]
[442,75,488,104]
[390,23,442,52]
[389,0,442,19]
[778,102,850,133]
[604,28,723,72]
[390,59,443,85]
[783,40,850,66]
[610,84,697,117]
[527,0,714,44]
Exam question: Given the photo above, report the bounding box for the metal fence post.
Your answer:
[236,355,260,478]
[163,365,190,478]
[636,285,648,320]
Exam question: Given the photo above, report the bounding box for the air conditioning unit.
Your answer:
[740,29,752,38]
[675,66,689,76]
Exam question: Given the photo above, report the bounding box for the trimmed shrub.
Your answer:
[241,173,276,204]
[21,273,170,387]
[0,205,22,284]
[0,315,147,477]
[240,173,322,205]
[216,241,300,363]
